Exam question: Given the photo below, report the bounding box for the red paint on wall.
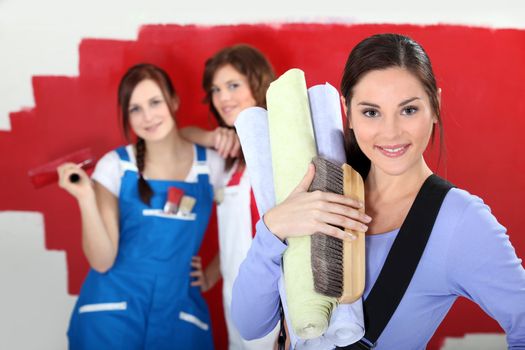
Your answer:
[2,24,524,349]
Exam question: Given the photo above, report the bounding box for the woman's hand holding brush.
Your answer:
[263,163,371,242]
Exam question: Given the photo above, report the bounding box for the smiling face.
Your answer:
[128,79,178,142]
[210,64,257,126]
[344,67,438,178]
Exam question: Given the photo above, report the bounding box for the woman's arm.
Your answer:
[231,219,287,340]
[231,164,370,340]
[447,193,525,347]
[58,164,119,273]
[191,254,221,292]
[180,126,240,159]
[180,126,215,148]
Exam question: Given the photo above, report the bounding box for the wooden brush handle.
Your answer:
[340,164,366,303]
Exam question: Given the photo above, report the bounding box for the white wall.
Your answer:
[441,334,507,350]
[0,212,76,349]
[2,0,524,131]
[0,1,523,349]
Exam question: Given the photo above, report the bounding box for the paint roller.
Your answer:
[28,148,96,188]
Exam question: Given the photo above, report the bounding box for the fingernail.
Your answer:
[363,215,372,223]
[346,232,356,240]
[361,224,368,232]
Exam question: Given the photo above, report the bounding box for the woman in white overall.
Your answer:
[58,63,224,349]
[182,44,280,349]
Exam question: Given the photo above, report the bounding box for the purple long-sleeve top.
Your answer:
[231,187,525,349]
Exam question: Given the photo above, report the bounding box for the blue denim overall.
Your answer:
[68,145,214,350]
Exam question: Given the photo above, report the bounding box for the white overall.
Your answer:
[218,166,279,350]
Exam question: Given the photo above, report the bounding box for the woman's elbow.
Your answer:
[89,256,115,274]
[231,297,276,340]
[91,263,112,274]
[231,295,256,339]
[231,312,262,340]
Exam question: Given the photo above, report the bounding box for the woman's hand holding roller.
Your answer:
[57,162,94,201]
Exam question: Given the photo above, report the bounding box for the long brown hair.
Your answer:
[340,33,443,179]
[118,63,178,205]
[202,44,275,170]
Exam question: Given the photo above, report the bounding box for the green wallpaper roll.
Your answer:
[267,68,337,339]
[267,68,316,204]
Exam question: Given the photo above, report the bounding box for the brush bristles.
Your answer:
[309,157,344,193]
[311,233,344,297]
[309,157,345,298]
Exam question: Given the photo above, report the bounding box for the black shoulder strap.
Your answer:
[277,300,287,350]
[338,174,453,349]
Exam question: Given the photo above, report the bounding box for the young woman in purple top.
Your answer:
[231,33,525,349]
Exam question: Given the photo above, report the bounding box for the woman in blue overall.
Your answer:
[57,63,224,349]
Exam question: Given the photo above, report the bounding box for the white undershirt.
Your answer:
[92,144,225,197]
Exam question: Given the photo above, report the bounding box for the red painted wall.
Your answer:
[2,24,524,349]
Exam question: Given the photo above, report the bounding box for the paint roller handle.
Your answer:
[68,159,93,183]
[69,173,81,183]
